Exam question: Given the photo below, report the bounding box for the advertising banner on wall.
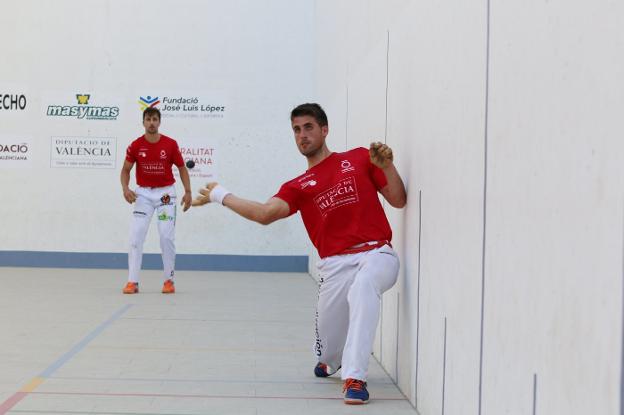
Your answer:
[0,135,32,168]
[137,92,227,120]
[44,93,120,121]
[174,137,217,182]
[0,82,29,115]
[0,93,27,113]
[50,136,117,169]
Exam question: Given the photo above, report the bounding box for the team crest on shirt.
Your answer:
[160,150,167,159]
[340,159,355,173]
[160,194,171,204]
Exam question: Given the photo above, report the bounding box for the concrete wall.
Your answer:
[313,1,624,413]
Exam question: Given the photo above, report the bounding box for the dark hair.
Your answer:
[143,107,161,120]
[290,103,328,127]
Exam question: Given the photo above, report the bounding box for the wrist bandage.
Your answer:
[209,185,231,205]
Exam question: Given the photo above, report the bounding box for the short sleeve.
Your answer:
[273,182,299,216]
[125,143,136,163]
[172,140,184,167]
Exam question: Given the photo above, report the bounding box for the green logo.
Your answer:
[158,212,173,221]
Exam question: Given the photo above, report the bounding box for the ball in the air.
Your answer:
[186,160,195,169]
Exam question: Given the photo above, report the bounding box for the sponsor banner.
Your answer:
[50,136,117,169]
[137,92,227,120]
[0,94,27,112]
[174,138,217,181]
[0,135,32,168]
[44,92,120,121]
[0,83,29,116]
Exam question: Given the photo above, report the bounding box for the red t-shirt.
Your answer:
[125,134,184,187]
[274,148,392,258]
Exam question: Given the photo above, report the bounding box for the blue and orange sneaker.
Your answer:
[314,362,340,377]
[343,378,369,404]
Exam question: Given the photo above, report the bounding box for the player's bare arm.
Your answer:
[192,183,290,225]
[370,142,407,209]
[177,165,192,212]
[120,160,137,204]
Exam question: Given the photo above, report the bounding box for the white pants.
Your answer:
[314,244,399,381]
[128,185,177,283]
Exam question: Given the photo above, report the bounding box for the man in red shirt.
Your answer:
[120,107,192,294]
[192,103,406,404]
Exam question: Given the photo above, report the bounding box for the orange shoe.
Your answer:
[122,282,139,294]
[162,279,175,294]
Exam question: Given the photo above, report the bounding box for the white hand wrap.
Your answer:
[209,185,232,205]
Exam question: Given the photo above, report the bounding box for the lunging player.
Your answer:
[120,107,192,294]
[192,103,406,404]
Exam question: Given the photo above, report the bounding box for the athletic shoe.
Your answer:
[314,362,340,377]
[122,282,139,294]
[343,378,369,405]
[162,279,175,294]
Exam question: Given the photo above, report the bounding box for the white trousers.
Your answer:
[314,244,399,381]
[128,185,177,283]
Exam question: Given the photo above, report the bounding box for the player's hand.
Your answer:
[181,190,192,212]
[192,182,219,206]
[123,188,137,204]
[369,141,394,169]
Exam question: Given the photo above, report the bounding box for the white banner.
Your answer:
[50,136,117,169]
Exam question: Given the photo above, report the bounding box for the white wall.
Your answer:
[314,0,624,414]
[0,0,314,257]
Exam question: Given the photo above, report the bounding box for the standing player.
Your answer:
[120,107,192,294]
[192,103,406,404]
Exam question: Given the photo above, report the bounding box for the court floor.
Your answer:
[0,267,417,414]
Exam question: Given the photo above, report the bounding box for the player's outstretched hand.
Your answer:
[123,188,137,204]
[181,191,192,212]
[370,141,394,169]
[192,182,219,207]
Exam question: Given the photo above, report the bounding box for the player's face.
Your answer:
[292,115,328,158]
[143,114,161,134]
